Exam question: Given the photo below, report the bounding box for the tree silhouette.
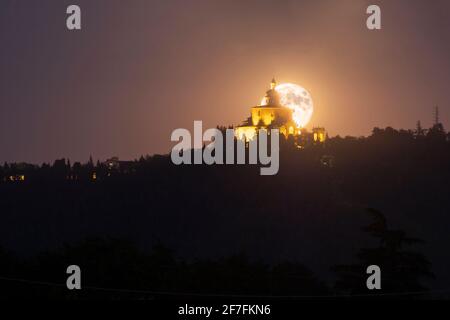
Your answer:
[333,208,434,297]
[0,124,448,299]
[0,239,329,299]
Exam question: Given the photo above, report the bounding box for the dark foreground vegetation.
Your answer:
[0,124,449,298]
[0,208,435,299]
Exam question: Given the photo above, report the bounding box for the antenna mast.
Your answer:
[434,106,440,125]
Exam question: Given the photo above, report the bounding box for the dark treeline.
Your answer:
[0,208,434,299]
[0,122,448,182]
[0,239,329,299]
[0,123,449,298]
[0,122,448,181]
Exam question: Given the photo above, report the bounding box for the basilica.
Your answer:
[235,79,326,145]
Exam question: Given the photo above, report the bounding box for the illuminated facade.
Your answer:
[8,174,25,182]
[235,79,300,141]
[235,79,326,144]
[312,127,326,143]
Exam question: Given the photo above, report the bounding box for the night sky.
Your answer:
[1,0,449,164]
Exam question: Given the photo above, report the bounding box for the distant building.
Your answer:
[105,157,120,170]
[235,78,326,145]
[104,157,135,174]
[312,127,326,143]
[7,174,25,182]
[235,78,300,141]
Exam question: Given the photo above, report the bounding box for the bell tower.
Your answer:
[262,78,281,107]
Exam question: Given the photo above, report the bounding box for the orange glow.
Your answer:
[235,126,257,141]
[275,83,314,128]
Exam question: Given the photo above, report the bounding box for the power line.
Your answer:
[0,275,449,298]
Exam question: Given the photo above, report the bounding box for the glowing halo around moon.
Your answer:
[275,83,314,128]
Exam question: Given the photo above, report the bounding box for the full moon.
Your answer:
[275,83,314,128]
